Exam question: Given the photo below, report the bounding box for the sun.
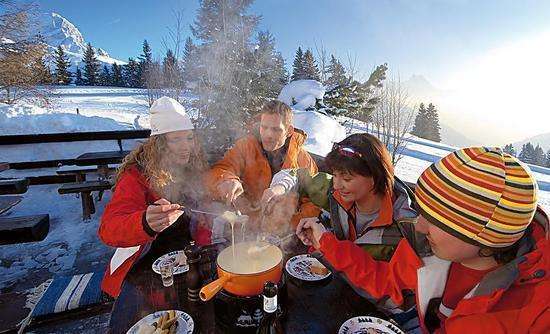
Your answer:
[442,30,550,144]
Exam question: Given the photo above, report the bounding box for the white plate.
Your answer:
[338,316,404,334]
[126,310,194,334]
[152,250,189,275]
[285,254,331,281]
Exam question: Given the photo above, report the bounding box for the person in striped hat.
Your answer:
[297,147,549,333]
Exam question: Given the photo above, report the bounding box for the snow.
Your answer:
[293,110,346,156]
[0,85,549,294]
[278,80,325,111]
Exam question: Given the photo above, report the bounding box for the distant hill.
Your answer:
[514,132,550,152]
[440,122,481,148]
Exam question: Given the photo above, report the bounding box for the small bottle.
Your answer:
[257,281,283,334]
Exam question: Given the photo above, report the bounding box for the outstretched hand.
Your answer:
[145,198,183,233]
[296,217,326,249]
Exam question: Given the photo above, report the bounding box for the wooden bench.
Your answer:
[0,195,22,215]
[0,214,50,245]
[58,180,112,220]
[0,178,29,195]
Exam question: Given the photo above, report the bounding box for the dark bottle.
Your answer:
[257,281,284,334]
[184,241,202,302]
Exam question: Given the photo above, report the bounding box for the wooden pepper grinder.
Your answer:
[184,241,202,302]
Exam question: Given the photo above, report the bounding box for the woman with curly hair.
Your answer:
[98,96,211,298]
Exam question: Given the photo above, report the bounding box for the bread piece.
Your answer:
[309,263,329,276]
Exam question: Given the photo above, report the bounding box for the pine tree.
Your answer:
[82,43,100,85]
[123,58,141,87]
[111,63,123,87]
[325,55,347,88]
[411,103,441,142]
[546,149,550,168]
[162,49,179,88]
[412,103,429,138]
[181,37,197,90]
[519,142,536,164]
[324,63,387,118]
[503,144,516,156]
[74,67,84,85]
[249,30,288,104]
[99,65,111,86]
[425,103,441,142]
[291,47,305,81]
[534,144,546,166]
[302,49,320,81]
[34,55,52,84]
[138,40,153,87]
[190,0,262,145]
[54,45,71,84]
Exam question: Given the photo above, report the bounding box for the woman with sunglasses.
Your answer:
[261,133,419,329]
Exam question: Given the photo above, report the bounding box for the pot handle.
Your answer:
[199,274,231,301]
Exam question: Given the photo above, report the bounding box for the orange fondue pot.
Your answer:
[199,241,283,301]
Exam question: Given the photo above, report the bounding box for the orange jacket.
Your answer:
[315,206,550,333]
[205,129,320,228]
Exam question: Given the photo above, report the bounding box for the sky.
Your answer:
[33,0,550,144]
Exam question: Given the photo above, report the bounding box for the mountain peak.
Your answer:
[36,12,125,70]
[40,12,85,55]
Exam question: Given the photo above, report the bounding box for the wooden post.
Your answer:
[82,191,92,220]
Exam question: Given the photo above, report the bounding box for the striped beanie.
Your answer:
[415,147,538,248]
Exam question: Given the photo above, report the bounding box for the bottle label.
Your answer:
[263,295,277,313]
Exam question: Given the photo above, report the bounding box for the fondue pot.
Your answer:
[199,241,283,301]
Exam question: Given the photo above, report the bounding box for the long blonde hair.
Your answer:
[116,132,208,191]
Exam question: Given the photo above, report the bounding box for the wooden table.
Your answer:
[108,237,383,334]
[56,164,119,182]
[0,178,29,195]
[75,151,130,167]
[0,195,22,215]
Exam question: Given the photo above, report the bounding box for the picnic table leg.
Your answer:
[81,191,92,220]
[97,190,104,201]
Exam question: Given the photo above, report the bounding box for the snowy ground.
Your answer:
[1,85,549,296]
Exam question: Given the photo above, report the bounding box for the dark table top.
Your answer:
[108,237,383,334]
[75,151,130,167]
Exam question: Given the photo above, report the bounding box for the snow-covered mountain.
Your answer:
[514,132,550,152]
[38,12,125,69]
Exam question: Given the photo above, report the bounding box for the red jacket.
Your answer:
[315,206,550,333]
[98,166,211,297]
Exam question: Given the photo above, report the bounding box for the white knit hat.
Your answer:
[149,96,194,136]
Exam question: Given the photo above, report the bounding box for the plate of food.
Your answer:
[285,254,331,281]
[338,316,404,334]
[126,310,194,334]
[152,250,188,275]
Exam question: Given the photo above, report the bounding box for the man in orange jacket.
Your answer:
[206,100,319,232]
[298,147,549,333]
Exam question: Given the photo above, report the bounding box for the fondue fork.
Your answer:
[153,201,221,216]
[247,233,295,255]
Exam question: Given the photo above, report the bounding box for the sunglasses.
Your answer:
[332,143,363,159]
